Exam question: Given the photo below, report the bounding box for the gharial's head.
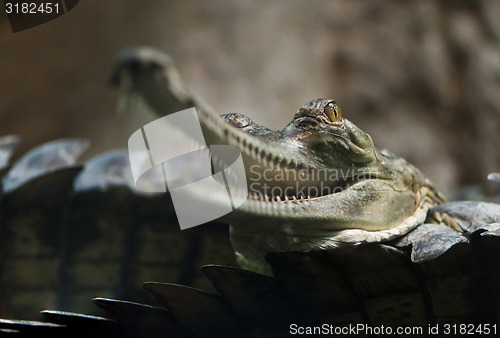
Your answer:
[220,99,392,197]
[214,98,432,234]
[280,98,390,176]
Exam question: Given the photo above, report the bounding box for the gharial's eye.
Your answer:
[324,101,342,122]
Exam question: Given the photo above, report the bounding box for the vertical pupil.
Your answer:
[329,104,336,118]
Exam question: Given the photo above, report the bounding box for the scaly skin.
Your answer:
[112,48,447,274]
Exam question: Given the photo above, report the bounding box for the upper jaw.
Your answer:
[211,113,387,209]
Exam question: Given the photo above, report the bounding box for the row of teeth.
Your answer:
[226,132,301,170]
[219,123,309,203]
[248,192,312,203]
[200,108,303,170]
[203,113,313,204]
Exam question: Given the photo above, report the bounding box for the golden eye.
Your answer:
[324,101,342,122]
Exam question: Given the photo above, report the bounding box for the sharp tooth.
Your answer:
[253,151,260,162]
[276,157,283,169]
[265,193,270,201]
[284,196,289,202]
[253,147,260,160]
[259,150,266,164]
[276,196,281,202]
[262,157,268,167]
[245,144,253,157]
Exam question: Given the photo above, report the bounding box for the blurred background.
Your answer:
[1,0,500,320]
[1,0,500,194]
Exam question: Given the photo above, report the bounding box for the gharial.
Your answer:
[0,48,499,337]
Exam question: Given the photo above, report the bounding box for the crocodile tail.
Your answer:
[1,221,499,337]
[2,213,500,337]
[0,136,236,320]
